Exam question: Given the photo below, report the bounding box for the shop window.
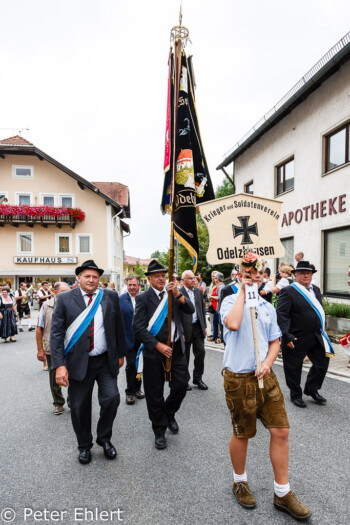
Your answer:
[12,165,34,179]
[56,233,72,255]
[324,227,350,296]
[276,237,294,269]
[58,194,75,207]
[17,232,34,254]
[325,122,350,172]
[276,157,294,196]
[244,180,254,194]
[77,234,92,254]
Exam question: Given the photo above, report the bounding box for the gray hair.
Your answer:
[181,270,193,280]
[54,282,70,292]
[215,272,224,282]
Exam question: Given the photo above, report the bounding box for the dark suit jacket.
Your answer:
[180,286,206,341]
[50,288,126,381]
[218,281,239,312]
[133,287,194,356]
[119,292,137,353]
[276,284,323,348]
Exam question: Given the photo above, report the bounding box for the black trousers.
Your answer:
[185,321,205,382]
[46,354,66,406]
[68,352,120,451]
[282,339,329,400]
[143,340,187,436]
[125,347,142,395]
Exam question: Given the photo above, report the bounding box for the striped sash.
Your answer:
[290,283,334,357]
[64,289,104,357]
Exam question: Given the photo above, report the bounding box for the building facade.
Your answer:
[217,32,350,300]
[0,136,130,292]
[123,256,156,290]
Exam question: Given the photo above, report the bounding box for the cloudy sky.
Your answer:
[2,0,350,257]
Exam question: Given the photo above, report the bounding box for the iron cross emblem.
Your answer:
[232,216,259,245]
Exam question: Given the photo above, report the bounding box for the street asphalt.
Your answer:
[0,330,349,525]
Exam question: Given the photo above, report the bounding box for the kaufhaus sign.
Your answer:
[14,257,78,264]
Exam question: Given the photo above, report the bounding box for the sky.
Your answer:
[1,0,350,258]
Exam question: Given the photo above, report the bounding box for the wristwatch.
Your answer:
[176,292,183,299]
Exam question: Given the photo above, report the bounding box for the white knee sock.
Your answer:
[233,471,247,483]
[18,319,22,328]
[27,319,32,329]
[274,481,290,497]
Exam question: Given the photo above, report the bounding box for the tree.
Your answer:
[133,261,145,280]
[150,250,161,258]
[215,176,234,198]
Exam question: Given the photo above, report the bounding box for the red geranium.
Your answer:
[0,204,85,222]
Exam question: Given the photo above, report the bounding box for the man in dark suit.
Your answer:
[276,261,330,408]
[218,266,240,312]
[180,270,208,391]
[119,274,145,405]
[50,260,126,464]
[133,260,194,450]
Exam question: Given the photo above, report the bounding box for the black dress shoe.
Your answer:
[186,384,192,391]
[96,439,117,459]
[126,394,135,405]
[304,390,327,404]
[291,397,307,408]
[155,435,167,449]
[135,390,145,399]
[167,415,179,434]
[78,449,91,464]
[193,379,208,390]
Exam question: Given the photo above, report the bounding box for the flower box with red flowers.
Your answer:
[0,204,85,225]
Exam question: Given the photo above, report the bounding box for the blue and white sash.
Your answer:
[64,289,104,357]
[291,283,334,357]
[231,283,238,293]
[136,293,168,376]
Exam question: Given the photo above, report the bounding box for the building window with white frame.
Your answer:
[17,232,34,254]
[40,194,56,206]
[77,234,92,255]
[56,233,72,255]
[276,237,294,269]
[12,165,34,179]
[324,227,350,296]
[0,191,8,203]
[276,157,294,196]
[58,194,75,208]
[15,193,33,205]
[244,180,254,194]
[325,122,350,172]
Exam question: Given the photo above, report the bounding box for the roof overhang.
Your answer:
[0,144,126,217]
[217,33,350,170]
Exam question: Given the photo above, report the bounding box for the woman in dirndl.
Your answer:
[0,287,17,342]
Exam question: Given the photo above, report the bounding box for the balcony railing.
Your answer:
[0,204,85,229]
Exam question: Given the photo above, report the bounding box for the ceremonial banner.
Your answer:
[161,52,215,271]
[198,193,285,264]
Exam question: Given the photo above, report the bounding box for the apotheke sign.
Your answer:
[14,257,78,264]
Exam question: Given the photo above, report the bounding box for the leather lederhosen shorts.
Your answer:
[223,369,289,439]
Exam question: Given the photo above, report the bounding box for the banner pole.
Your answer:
[250,307,264,389]
[165,38,182,381]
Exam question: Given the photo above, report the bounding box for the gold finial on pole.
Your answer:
[170,0,190,47]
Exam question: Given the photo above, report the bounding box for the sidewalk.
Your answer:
[205,327,350,381]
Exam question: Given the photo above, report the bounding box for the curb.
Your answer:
[205,342,350,381]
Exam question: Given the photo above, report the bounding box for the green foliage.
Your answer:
[133,261,145,279]
[150,250,161,258]
[322,300,350,319]
[156,250,170,269]
[215,177,234,199]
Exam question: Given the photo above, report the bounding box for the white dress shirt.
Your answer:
[80,287,107,356]
[128,292,136,310]
[184,286,198,323]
